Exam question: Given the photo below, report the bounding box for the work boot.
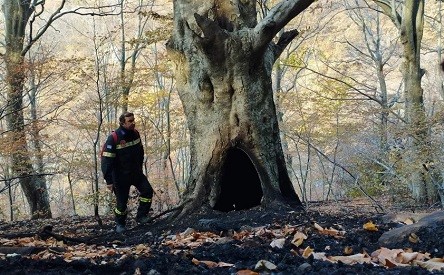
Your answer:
[136,197,151,224]
[115,224,126,233]
[136,215,151,224]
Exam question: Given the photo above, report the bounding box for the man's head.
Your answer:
[119,112,135,130]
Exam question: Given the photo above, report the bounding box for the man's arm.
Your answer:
[101,134,116,188]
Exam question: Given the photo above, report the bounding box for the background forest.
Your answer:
[1,0,443,221]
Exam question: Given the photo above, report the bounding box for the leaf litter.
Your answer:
[0,199,442,274]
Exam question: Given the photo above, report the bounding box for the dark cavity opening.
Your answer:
[213,147,263,212]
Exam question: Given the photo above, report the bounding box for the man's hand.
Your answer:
[107,184,114,191]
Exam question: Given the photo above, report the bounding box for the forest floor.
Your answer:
[0,198,443,274]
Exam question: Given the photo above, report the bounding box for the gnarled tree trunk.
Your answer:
[167,0,314,219]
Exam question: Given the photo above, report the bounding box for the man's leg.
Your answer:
[113,181,131,231]
[134,174,153,223]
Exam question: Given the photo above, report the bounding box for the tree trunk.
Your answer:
[167,0,314,218]
[374,0,442,204]
[3,0,52,219]
[400,0,439,203]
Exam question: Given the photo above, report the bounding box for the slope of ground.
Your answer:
[0,199,442,274]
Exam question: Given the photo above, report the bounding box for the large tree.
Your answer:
[167,0,315,219]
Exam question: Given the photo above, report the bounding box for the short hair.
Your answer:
[119,112,134,126]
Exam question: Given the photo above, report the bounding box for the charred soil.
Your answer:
[0,199,442,274]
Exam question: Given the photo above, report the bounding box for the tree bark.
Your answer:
[167,0,314,219]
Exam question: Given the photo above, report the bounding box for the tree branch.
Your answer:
[371,0,402,29]
[22,2,120,56]
[253,0,314,53]
[272,29,299,62]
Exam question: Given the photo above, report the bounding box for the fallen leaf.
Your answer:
[270,238,286,249]
[313,222,324,231]
[217,261,235,267]
[403,218,415,225]
[255,260,277,271]
[329,253,371,265]
[200,260,219,268]
[344,246,353,255]
[397,252,418,264]
[371,247,405,266]
[414,258,444,271]
[363,221,378,231]
[302,246,314,258]
[191,258,200,265]
[191,257,233,268]
[291,232,307,247]
[237,270,259,275]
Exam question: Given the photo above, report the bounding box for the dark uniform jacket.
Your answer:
[101,126,144,185]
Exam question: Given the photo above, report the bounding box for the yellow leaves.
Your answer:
[363,221,378,231]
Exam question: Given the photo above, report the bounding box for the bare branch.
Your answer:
[23,2,121,56]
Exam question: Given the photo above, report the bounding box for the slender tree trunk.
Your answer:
[438,0,444,99]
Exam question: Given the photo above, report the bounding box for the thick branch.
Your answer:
[272,29,299,62]
[253,0,314,53]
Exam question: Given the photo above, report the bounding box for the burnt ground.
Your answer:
[0,199,442,275]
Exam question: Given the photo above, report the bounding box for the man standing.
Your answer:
[101,112,153,233]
